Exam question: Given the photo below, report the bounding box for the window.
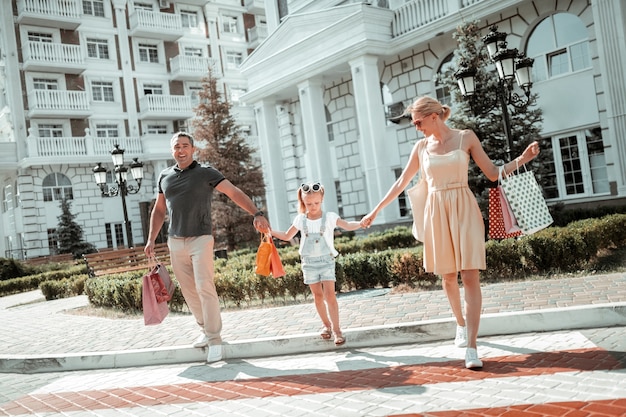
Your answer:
[189,86,202,105]
[105,223,125,248]
[325,107,334,143]
[143,84,163,95]
[42,173,73,202]
[181,10,198,29]
[394,168,409,217]
[138,43,159,63]
[83,0,105,17]
[225,51,243,69]
[435,54,454,106]
[335,181,344,219]
[86,38,109,59]
[47,228,59,254]
[38,124,63,137]
[145,124,168,134]
[222,15,239,33]
[134,2,153,11]
[543,127,609,199]
[526,13,591,82]
[28,32,53,43]
[92,81,115,102]
[95,124,118,137]
[229,87,246,103]
[184,47,203,57]
[33,78,58,90]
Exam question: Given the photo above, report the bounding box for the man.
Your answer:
[144,132,269,363]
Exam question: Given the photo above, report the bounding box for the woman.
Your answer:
[361,96,540,369]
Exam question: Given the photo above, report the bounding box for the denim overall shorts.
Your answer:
[300,213,335,285]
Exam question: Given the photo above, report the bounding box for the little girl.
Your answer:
[270,182,361,345]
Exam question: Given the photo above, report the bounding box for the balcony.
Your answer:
[16,0,82,30]
[170,56,220,81]
[129,10,183,41]
[244,0,265,15]
[138,95,194,120]
[24,131,143,166]
[22,41,85,74]
[247,24,268,49]
[27,90,91,118]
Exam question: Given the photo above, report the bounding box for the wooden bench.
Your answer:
[83,243,170,277]
[24,253,76,266]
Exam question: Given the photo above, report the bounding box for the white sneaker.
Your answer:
[207,344,223,363]
[192,333,209,348]
[454,325,468,348]
[465,347,483,369]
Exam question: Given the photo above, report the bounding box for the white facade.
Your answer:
[242,0,626,232]
[2,0,626,259]
[0,0,265,258]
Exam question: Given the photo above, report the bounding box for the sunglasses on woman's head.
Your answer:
[300,182,323,193]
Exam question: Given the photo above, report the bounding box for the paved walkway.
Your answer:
[1,273,626,416]
[0,272,625,372]
[1,327,625,416]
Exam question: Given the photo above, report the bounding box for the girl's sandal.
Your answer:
[333,331,346,346]
[320,327,332,340]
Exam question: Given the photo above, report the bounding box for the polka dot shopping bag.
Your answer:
[500,164,553,235]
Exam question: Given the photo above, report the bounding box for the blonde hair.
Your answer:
[405,96,451,122]
[296,184,325,214]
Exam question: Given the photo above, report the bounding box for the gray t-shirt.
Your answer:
[158,160,225,237]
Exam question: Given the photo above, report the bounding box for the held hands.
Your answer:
[253,215,270,234]
[360,212,376,229]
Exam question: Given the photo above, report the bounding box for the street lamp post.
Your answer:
[93,144,144,248]
[454,25,535,161]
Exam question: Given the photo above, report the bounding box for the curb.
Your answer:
[2,302,625,374]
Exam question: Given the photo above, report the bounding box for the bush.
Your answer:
[5,214,626,315]
[0,258,34,281]
[39,274,87,300]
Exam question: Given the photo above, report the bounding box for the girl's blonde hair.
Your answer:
[297,183,325,213]
[405,96,451,122]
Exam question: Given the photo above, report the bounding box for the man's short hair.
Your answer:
[171,131,194,147]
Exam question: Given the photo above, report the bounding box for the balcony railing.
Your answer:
[138,95,194,120]
[22,41,85,74]
[26,131,142,160]
[170,56,220,80]
[27,90,90,118]
[392,0,483,37]
[129,9,183,41]
[247,24,268,48]
[17,0,82,30]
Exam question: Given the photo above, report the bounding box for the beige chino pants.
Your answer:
[168,235,222,345]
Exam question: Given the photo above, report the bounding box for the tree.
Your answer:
[56,199,96,258]
[192,68,266,250]
[439,20,551,215]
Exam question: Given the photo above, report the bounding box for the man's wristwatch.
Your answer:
[253,210,265,218]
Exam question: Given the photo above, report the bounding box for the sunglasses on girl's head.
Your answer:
[301,182,323,193]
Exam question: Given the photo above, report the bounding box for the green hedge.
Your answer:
[3,213,625,312]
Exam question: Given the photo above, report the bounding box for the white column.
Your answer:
[264,0,280,33]
[297,79,338,214]
[592,0,626,194]
[350,55,397,223]
[255,100,290,230]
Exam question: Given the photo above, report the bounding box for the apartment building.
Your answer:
[241,0,626,232]
[0,0,266,259]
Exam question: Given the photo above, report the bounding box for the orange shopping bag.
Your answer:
[269,238,285,278]
[255,233,272,276]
